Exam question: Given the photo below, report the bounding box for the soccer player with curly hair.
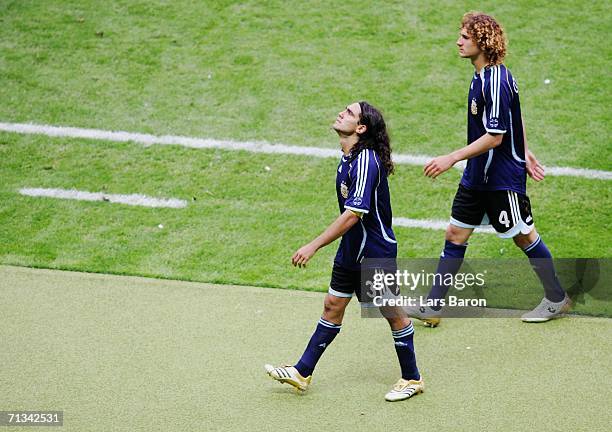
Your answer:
[265,102,424,402]
[413,12,570,325]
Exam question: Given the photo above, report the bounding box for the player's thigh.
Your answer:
[449,184,484,239]
[325,265,358,322]
[484,190,535,239]
[327,264,359,302]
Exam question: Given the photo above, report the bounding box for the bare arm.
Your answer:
[423,133,503,179]
[522,115,545,182]
[292,209,361,268]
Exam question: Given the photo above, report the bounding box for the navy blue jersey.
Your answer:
[334,148,397,270]
[461,64,527,194]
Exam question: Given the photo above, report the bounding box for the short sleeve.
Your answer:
[483,66,511,134]
[344,149,379,214]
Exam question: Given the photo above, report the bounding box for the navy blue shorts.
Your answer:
[328,263,399,303]
[451,184,534,238]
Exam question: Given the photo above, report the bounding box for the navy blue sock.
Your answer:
[428,240,467,310]
[392,322,420,381]
[522,235,566,302]
[294,317,341,377]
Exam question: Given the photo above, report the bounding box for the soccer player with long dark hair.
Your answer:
[265,101,424,402]
[413,12,570,326]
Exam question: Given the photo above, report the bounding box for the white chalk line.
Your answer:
[18,187,187,209]
[393,217,496,234]
[1,122,610,180]
[17,187,493,233]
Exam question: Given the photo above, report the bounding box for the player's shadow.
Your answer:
[564,259,608,304]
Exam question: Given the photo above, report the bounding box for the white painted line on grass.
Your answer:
[0,122,434,166]
[545,166,612,180]
[19,187,187,208]
[393,217,496,234]
[2,122,610,180]
[17,188,495,233]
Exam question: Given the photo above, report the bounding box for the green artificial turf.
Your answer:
[1,266,611,431]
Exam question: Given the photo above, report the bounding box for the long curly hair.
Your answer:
[350,101,394,176]
[461,12,507,65]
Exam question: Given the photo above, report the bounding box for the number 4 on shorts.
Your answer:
[499,210,510,228]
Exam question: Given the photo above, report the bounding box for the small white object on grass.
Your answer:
[264,166,271,171]
[158,224,164,229]
[544,79,551,84]
[466,346,471,350]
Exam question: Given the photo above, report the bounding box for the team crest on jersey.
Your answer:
[471,98,478,115]
[340,181,349,199]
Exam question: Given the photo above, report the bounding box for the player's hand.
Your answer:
[424,155,455,179]
[526,150,545,182]
[292,243,318,268]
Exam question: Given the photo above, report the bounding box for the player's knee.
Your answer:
[323,294,346,315]
[513,235,530,249]
[446,224,470,244]
[385,315,410,330]
[513,229,538,249]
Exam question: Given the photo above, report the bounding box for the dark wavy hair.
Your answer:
[350,101,394,176]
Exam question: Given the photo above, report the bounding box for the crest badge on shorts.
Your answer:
[340,181,349,199]
[471,98,478,115]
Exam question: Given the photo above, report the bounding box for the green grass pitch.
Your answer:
[0,1,610,293]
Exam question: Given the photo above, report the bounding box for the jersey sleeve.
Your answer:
[344,149,379,214]
[483,66,511,134]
